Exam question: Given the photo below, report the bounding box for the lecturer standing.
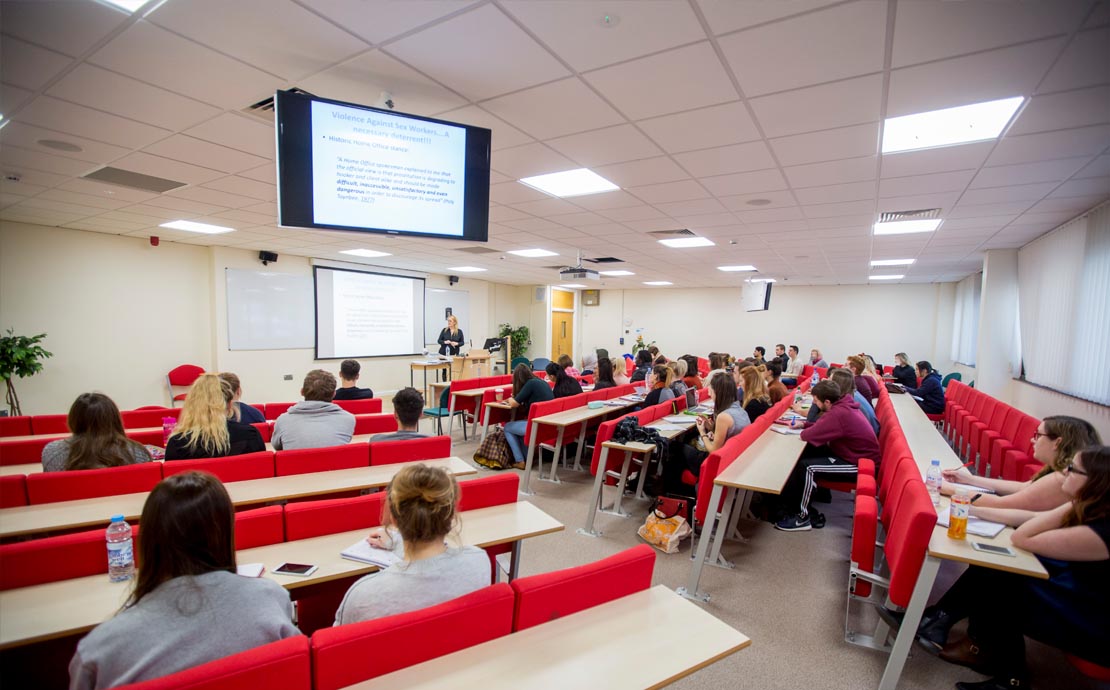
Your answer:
[437,314,464,356]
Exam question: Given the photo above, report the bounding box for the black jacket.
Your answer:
[905,371,945,415]
[165,420,265,460]
[892,364,917,388]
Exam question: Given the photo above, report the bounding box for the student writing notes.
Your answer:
[334,464,489,624]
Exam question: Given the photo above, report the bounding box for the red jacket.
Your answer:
[800,395,881,466]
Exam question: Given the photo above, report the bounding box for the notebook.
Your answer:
[935,511,1007,538]
[770,425,803,435]
[340,539,403,568]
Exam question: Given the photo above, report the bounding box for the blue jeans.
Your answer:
[504,420,528,463]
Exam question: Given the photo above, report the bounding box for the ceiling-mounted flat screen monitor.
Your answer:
[275,89,491,242]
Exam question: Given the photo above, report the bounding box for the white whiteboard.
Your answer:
[424,288,469,348]
[226,269,314,350]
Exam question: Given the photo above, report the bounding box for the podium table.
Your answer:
[451,350,491,381]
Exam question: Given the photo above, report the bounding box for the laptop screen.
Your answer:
[685,388,697,410]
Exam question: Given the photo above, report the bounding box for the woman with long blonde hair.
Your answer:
[436,314,464,356]
[740,365,772,422]
[165,374,265,460]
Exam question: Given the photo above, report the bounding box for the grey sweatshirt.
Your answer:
[69,571,299,690]
[271,400,355,450]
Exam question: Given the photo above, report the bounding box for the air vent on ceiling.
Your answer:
[83,167,187,193]
[879,208,942,223]
[454,246,501,254]
[584,256,624,263]
[242,87,314,121]
[647,228,696,237]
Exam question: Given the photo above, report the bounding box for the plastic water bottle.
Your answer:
[793,389,802,406]
[811,371,819,386]
[107,515,135,582]
[925,459,942,506]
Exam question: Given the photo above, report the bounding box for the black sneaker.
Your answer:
[775,513,812,531]
[808,508,826,529]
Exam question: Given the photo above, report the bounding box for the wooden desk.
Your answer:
[479,400,513,443]
[520,401,637,495]
[410,360,451,400]
[0,457,474,539]
[0,501,562,649]
[343,586,750,690]
[876,393,1048,690]
[679,428,807,602]
[446,383,510,439]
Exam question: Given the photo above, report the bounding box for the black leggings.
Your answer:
[663,442,707,495]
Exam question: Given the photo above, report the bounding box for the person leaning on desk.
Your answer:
[437,314,464,356]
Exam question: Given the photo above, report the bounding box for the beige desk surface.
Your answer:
[531,400,636,428]
[411,361,451,370]
[714,429,806,494]
[600,420,696,453]
[452,384,511,399]
[889,394,962,472]
[344,585,751,690]
[0,457,473,539]
[0,501,563,649]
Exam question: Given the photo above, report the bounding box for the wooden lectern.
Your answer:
[451,349,491,380]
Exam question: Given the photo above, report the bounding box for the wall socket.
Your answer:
[283,374,293,381]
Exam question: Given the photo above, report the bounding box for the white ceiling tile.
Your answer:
[435,105,533,150]
[13,196,104,218]
[878,170,976,198]
[880,142,994,178]
[139,195,229,216]
[718,190,796,211]
[784,155,876,188]
[36,188,129,210]
[940,216,1019,231]
[546,125,663,168]
[596,206,666,222]
[970,157,1089,188]
[0,122,130,164]
[242,201,279,216]
[491,143,575,179]
[500,216,565,232]
[502,0,706,72]
[593,156,690,188]
[949,201,1031,218]
[891,1,1084,68]
[298,50,466,117]
[111,152,225,186]
[1026,195,1106,214]
[806,213,873,230]
[1,35,72,91]
[482,77,624,139]
[626,179,709,204]
[203,176,277,201]
[1,167,68,189]
[208,209,276,226]
[584,42,737,120]
[696,0,843,35]
[802,199,875,219]
[1048,176,1110,198]
[672,141,775,177]
[303,1,476,44]
[385,4,568,101]
[877,193,961,215]
[958,182,1061,206]
[0,84,34,116]
[239,163,276,185]
[166,186,254,209]
[13,96,171,148]
[509,198,581,217]
[0,146,99,177]
[487,206,532,223]
[89,22,285,109]
[623,217,684,232]
[699,168,789,196]
[749,73,882,138]
[1007,86,1110,136]
[1038,28,1110,93]
[887,39,1064,118]
[769,122,879,167]
[143,135,269,174]
[0,0,127,57]
[653,198,727,217]
[1075,155,1110,179]
[183,113,275,159]
[58,178,159,203]
[794,180,876,205]
[636,102,760,154]
[988,125,1110,167]
[734,205,805,224]
[675,212,741,229]
[719,1,886,97]
[488,181,548,205]
[120,203,197,221]
[553,211,614,226]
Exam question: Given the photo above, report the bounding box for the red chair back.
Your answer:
[310,585,514,690]
[163,451,276,483]
[121,409,174,430]
[251,422,273,443]
[353,414,397,435]
[265,402,295,419]
[167,364,205,386]
[883,481,938,607]
[235,505,285,549]
[0,524,141,590]
[456,474,519,512]
[30,414,68,434]
[114,636,311,690]
[851,494,879,597]
[510,545,655,631]
[283,492,386,541]
[275,444,369,477]
[26,463,163,504]
[368,436,451,466]
[0,435,55,465]
[0,416,32,437]
[0,474,27,507]
[333,399,382,415]
[127,429,165,447]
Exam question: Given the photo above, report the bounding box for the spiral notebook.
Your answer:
[340,540,402,568]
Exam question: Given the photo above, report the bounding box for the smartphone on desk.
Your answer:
[970,542,1015,557]
[274,562,319,577]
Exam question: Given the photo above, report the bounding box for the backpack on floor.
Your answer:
[473,427,514,470]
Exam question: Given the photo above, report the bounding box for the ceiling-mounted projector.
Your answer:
[559,266,599,281]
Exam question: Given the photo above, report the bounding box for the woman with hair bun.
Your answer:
[334,464,490,624]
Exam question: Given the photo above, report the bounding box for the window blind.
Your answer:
[950,272,981,366]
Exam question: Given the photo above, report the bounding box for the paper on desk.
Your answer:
[947,483,997,495]
[663,415,694,424]
[935,511,1006,538]
[237,563,265,578]
[770,425,803,435]
[341,539,403,568]
[650,423,688,431]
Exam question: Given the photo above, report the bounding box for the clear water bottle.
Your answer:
[106,515,135,582]
[811,371,819,387]
[925,459,943,506]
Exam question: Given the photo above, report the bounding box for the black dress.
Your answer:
[437,328,464,356]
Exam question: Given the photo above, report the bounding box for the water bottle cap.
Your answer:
[110,514,125,522]
[931,459,940,465]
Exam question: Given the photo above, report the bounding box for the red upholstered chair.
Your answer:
[983,407,1025,477]
[509,544,655,631]
[0,474,27,507]
[1067,655,1110,682]
[127,429,165,447]
[352,414,396,436]
[30,414,69,434]
[166,364,205,407]
[849,494,879,597]
[264,402,295,420]
[0,435,55,465]
[333,398,382,415]
[251,422,272,443]
[457,474,519,582]
[0,525,141,590]
[274,443,369,477]
[162,451,275,483]
[121,408,175,430]
[283,492,386,542]
[0,415,32,437]
[310,584,515,690]
[114,636,312,690]
[234,505,285,549]
[477,387,513,429]
[368,435,451,466]
[26,463,164,504]
[1016,460,1041,483]
[988,414,1039,480]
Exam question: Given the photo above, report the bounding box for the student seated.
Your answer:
[557,354,581,378]
[69,472,299,689]
[333,359,374,400]
[165,374,265,460]
[765,362,789,404]
[783,345,805,385]
[917,446,1110,690]
[772,343,790,374]
[334,464,490,624]
[663,374,751,495]
[809,348,829,369]
[592,357,617,391]
[580,351,598,375]
[776,381,880,532]
[41,393,153,472]
[845,355,881,401]
[370,387,427,442]
[643,364,676,408]
[546,361,583,398]
[704,352,729,386]
[891,352,917,388]
[901,360,945,414]
[218,372,264,424]
[271,370,355,450]
[668,359,689,398]
[503,363,555,467]
[629,350,653,383]
[739,366,772,422]
[828,368,879,435]
[680,354,703,390]
[752,346,767,366]
[611,356,631,386]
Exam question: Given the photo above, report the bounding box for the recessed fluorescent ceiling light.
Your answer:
[643,281,673,286]
[882,96,1024,153]
[717,265,757,272]
[99,0,150,11]
[159,220,234,234]
[659,237,715,248]
[869,274,905,280]
[446,266,486,272]
[340,248,391,258]
[507,248,558,258]
[870,258,915,267]
[873,219,942,235]
[599,270,634,276]
[518,168,619,197]
[560,283,586,288]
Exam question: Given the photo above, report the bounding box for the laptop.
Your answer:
[685,388,698,410]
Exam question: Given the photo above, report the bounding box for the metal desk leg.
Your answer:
[520,424,540,496]
[878,555,941,690]
[677,484,731,603]
[509,540,522,581]
[578,446,611,537]
[706,488,738,569]
[542,427,567,483]
[635,448,656,502]
[572,425,589,471]
[603,450,636,518]
[446,392,456,437]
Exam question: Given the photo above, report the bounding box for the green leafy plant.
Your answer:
[497,323,530,359]
[0,329,53,417]
[630,334,656,355]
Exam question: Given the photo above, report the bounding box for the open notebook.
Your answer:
[340,540,403,568]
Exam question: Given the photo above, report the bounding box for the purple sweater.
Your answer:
[800,396,881,466]
[855,374,881,401]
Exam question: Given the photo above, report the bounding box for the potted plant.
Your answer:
[631,334,655,356]
[0,329,53,417]
[498,323,530,359]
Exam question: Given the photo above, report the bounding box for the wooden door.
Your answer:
[551,312,573,361]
